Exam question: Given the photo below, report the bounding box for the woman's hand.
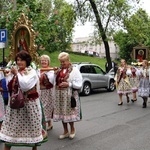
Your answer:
[58,82,69,88]
[11,67,18,76]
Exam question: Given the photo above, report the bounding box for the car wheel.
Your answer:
[82,82,91,96]
[107,80,115,92]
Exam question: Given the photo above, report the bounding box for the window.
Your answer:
[89,66,96,74]
[93,66,104,74]
[80,66,86,73]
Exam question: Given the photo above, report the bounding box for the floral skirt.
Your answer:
[117,78,132,94]
[0,98,43,144]
[129,77,139,92]
[53,88,81,123]
[40,89,54,121]
[138,78,150,97]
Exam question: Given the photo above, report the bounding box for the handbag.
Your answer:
[10,84,25,109]
[71,90,76,108]
[71,96,76,108]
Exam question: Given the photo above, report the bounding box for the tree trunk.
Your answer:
[89,0,112,71]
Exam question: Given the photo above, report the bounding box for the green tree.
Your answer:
[48,0,76,52]
[74,0,140,71]
[124,8,150,46]
[113,8,150,62]
[0,0,75,54]
[113,30,138,62]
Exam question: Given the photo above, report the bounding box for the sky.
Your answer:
[72,0,150,39]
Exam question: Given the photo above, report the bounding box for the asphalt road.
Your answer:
[1,89,150,150]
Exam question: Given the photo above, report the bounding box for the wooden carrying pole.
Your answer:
[40,67,58,71]
[0,67,58,72]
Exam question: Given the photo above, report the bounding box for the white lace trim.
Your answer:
[0,132,43,143]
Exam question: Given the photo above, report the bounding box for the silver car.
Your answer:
[73,62,115,96]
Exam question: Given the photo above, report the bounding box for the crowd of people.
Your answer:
[115,59,150,108]
[0,50,82,150]
[0,50,150,150]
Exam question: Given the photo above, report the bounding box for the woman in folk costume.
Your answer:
[138,60,150,108]
[53,52,82,139]
[0,51,46,150]
[0,71,5,130]
[37,55,55,131]
[128,65,140,102]
[115,59,132,105]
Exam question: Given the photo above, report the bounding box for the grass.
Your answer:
[38,51,107,70]
[0,50,107,70]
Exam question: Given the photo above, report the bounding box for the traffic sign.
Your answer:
[0,43,5,48]
[0,29,7,42]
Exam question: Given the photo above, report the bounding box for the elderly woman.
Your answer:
[138,60,150,108]
[37,55,55,131]
[53,52,82,139]
[0,51,45,150]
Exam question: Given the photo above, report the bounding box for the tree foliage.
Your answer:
[113,8,150,62]
[124,8,150,46]
[113,30,138,62]
[73,0,140,71]
[0,0,75,53]
[48,0,76,52]
[74,0,140,35]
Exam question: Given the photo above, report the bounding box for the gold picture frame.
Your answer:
[132,45,149,62]
[9,13,39,64]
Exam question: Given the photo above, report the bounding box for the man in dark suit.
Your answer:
[105,60,118,75]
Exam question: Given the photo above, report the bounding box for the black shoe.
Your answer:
[143,102,147,108]
[127,96,130,103]
[118,102,123,106]
[131,99,137,103]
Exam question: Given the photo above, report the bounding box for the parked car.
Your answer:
[72,62,115,96]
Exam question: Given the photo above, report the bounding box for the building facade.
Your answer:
[71,37,119,59]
